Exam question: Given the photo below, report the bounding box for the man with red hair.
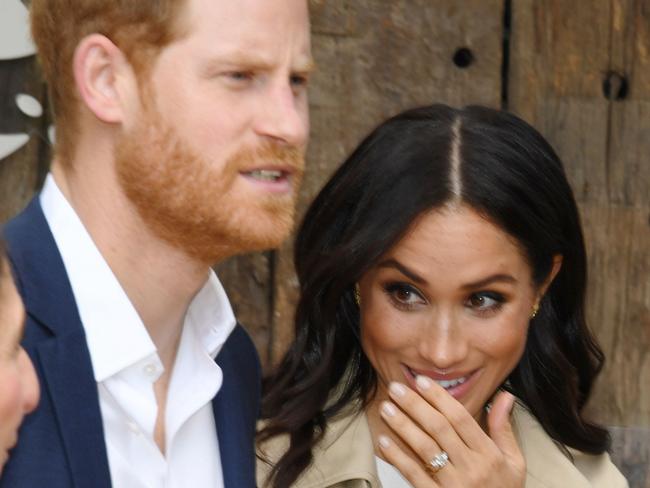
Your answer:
[2,0,312,486]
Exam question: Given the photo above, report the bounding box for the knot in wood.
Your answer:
[602,71,629,101]
[453,47,474,69]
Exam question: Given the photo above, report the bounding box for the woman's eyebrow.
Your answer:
[460,274,518,290]
[376,258,427,284]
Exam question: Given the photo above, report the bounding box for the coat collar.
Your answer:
[5,197,113,487]
[5,197,84,338]
[6,198,258,488]
[257,401,626,488]
[511,403,627,488]
[214,327,258,488]
[257,409,380,488]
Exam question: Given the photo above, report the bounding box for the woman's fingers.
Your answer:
[386,382,468,461]
[381,381,525,488]
[413,376,494,450]
[487,391,525,472]
[377,434,442,488]
[380,399,444,461]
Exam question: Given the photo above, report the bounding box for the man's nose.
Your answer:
[254,79,309,149]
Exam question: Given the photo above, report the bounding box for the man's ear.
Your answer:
[537,254,563,302]
[73,34,136,124]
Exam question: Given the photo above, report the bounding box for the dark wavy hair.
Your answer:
[258,104,609,487]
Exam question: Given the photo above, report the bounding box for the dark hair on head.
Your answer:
[258,104,609,488]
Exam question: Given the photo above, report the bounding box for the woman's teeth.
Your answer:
[249,169,283,181]
[407,367,468,390]
[436,377,467,389]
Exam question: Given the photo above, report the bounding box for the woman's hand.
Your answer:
[377,377,525,488]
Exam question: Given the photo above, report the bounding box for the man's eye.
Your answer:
[384,283,425,308]
[466,292,505,312]
[225,71,254,82]
[290,74,309,87]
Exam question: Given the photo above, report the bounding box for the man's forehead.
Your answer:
[185,0,310,30]
[178,1,313,69]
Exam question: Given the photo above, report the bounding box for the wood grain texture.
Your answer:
[215,253,274,366]
[581,205,650,426]
[607,0,650,207]
[270,0,504,364]
[509,0,650,435]
[508,0,612,204]
[610,426,650,488]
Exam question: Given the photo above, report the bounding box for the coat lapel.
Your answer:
[213,329,258,488]
[36,330,112,488]
[5,197,112,487]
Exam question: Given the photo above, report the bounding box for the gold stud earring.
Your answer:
[530,304,539,319]
[354,284,361,306]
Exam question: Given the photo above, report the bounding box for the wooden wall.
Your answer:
[1,1,648,485]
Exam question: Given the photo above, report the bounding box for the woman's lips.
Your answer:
[401,364,479,400]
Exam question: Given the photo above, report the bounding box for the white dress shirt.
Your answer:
[40,174,237,488]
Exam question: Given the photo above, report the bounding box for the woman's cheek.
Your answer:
[475,314,530,365]
[0,363,24,447]
[361,305,418,361]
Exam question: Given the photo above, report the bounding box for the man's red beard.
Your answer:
[114,115,305,264]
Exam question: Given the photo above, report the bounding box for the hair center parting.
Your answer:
[449,117,463,202]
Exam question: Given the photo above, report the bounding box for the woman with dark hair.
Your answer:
[0,242,39,474]
[257,104,627,487]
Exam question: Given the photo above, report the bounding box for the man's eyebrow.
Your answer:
[295,60,317,73]
[376,258,427,284]
[460,274,518,290]
[201,51,316,73]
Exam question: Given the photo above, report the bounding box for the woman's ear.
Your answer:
[536,254,563,304]
[72,33,136,124]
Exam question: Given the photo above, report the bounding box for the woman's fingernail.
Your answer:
[389,382,406,397]
[416,375,432,390]
[381,401,396,417]
[378,435,391,449]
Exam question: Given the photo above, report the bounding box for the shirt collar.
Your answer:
[40,173,237,381]
[186,270,237,360]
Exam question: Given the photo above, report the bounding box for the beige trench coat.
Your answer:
[257,402,628,488]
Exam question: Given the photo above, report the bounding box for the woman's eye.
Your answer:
[384,283,425,308]
[466,292,505,313]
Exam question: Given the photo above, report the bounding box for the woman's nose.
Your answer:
[417,310,468,370]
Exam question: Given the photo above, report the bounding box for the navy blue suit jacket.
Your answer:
[1,197,261,488]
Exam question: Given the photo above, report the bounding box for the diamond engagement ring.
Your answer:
[426,451,449,474]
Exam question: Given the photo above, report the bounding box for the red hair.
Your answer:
[30,0,187,163]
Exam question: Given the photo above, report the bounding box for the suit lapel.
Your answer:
[5,198,112,487]
[37,330,112,488]
[213,334,257,488]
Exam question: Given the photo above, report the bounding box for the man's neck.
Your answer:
[51,159,210,369]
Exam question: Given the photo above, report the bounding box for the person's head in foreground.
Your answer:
[259,104,615,487]
[30,0,312,265]
[0,246,39,474]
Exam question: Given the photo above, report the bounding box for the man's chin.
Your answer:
[183,211,297,264]
[229,216,296,254]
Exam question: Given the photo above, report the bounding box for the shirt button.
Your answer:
[143,363,157,377]
[127,421,140,435]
